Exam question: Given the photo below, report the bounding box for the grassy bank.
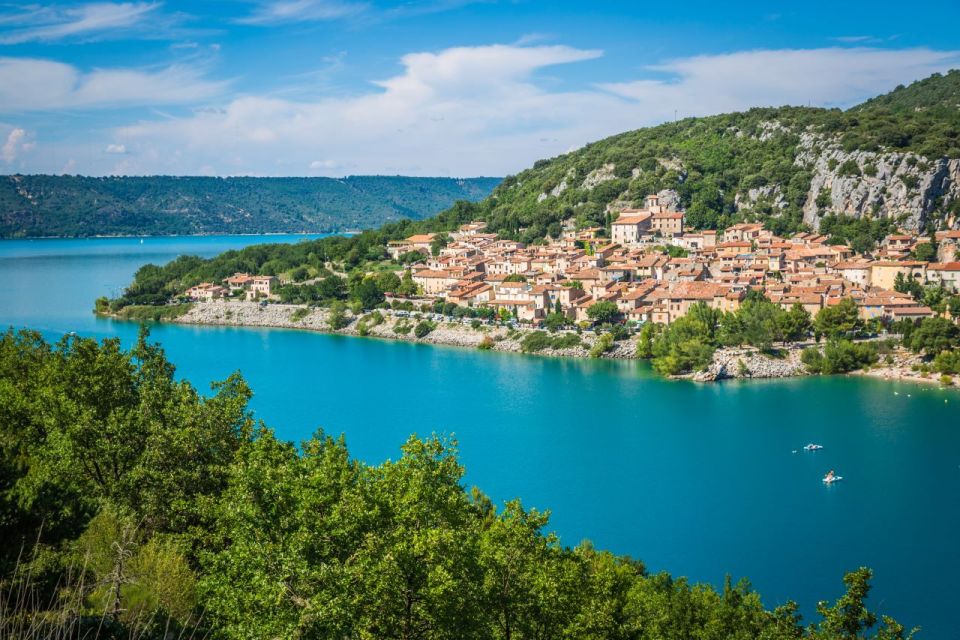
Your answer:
[99,301,195,322]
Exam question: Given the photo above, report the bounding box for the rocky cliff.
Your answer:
[796,133,960,231]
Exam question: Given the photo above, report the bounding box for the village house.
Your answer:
[926,262,960,292]
[186,282,227,301]
[247,275,279,300]
[223,273,255,292]
[387,233,437,259]
[870,261,927,291]
[412,268,459,296]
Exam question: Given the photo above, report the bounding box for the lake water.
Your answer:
[1,236,958,638]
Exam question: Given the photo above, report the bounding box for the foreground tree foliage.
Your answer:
[0,329,915,639]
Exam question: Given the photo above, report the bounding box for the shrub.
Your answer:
[289,307,310,322]
[838,159,861,177]
[520,331,553,353]
[900,174,919,190]
[414,320,436,339]
[940,374,954,387]
[933,350,960,374]
[362,310,384,327]
[478,335,494,350]
[327,303,350,330]
[801,346,824,373]
[115,304,194,322]
[551,333,582,350]
[589,333,614,358]
[802,340,878,374]
[393,322,412,335]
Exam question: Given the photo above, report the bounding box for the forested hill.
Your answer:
[0,175,501,238]
[463,69,960,241]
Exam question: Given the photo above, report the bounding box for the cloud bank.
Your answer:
[0,58,228,111]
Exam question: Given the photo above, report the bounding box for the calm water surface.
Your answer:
[1,236,958,638]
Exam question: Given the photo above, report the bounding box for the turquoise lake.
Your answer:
[1,235,958,637]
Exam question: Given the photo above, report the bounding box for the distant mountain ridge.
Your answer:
[0,175,502,238]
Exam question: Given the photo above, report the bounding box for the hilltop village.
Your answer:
[185,194,959,329]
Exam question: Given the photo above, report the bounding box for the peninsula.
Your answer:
[104,71,960,385]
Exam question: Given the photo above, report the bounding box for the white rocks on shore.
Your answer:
[692,347,806,382]
[173,300,635,360]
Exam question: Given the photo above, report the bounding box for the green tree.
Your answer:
[814,298,863,339]
[779,303,813,344]
[587,301,621,325]
[893,272,924,301]
[636,322,662,358]
[650,305,719,375]
[352,277,385,309]
[317,274,347,300]
[327,302,350,330]
[543,313,568,332]
[906,316,960,354]
[397,269,418,296]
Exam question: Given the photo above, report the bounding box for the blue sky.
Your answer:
[1,1,959,176]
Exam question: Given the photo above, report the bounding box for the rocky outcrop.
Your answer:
[692,347,807,382]
[795,132,960,231]
[734,185,788,212]
[581,163,617,190]
[605,189,683,214]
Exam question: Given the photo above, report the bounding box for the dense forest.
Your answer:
[0,175,500,238]
[0,329,915,639]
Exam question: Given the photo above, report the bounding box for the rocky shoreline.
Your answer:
[170,300,639,359]
[690,346,807,382]
[133,300,958,388]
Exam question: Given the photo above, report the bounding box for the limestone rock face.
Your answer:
[655,188,683,211]
[735,185,788,211]
[581,163,617,190]
[794,132,960,231]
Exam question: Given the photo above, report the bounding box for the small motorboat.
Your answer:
[803,443,823,451]
[823,470,843,485]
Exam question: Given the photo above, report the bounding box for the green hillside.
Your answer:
[111,71,960,308]
[474,69,960,242]
[0,175,501,238]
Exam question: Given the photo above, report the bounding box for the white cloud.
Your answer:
[0,58,228,112]
[0,2,160,44]
[600,47,960,113]
[236,0,486,25]
[2,128,27,163]
[237,0,368,25]
[26,45,960,176]
[833,36,875,44]
[309,159,340,169]
[105,143,127,154]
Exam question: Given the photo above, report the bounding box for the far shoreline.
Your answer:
[0,231,348,241]
[100,299,960,389]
